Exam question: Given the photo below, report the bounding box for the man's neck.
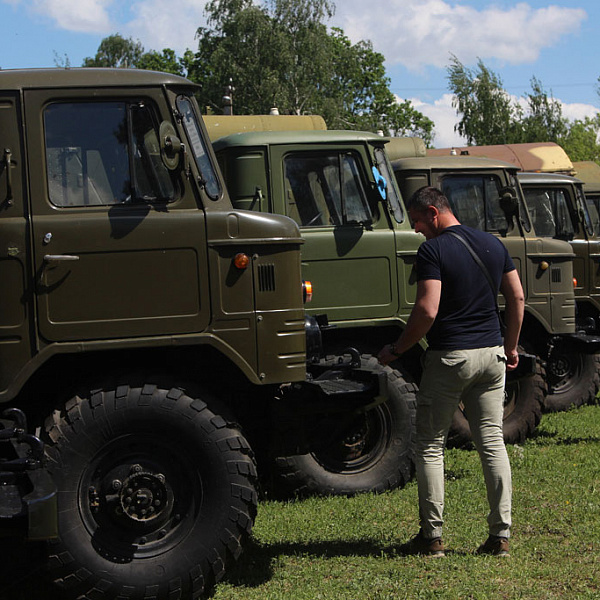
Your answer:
[437,211,461,232]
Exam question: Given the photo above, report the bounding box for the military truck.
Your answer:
[425,142,600,410]
[515,171,600,408]
[390,147,600,422]
[0,69,417,600]
[206,124,545,450]
[574,160,600,209]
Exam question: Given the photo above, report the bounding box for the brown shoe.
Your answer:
[477,535,510,557]
[399,531,445,557]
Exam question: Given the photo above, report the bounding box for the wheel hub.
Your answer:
[120,471,168,522]
[548,354,571,380]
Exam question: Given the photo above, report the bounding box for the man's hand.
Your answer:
[505,349,519,371]
[378,345,397,366]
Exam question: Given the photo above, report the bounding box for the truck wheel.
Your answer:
[544,350,600,411]
[42,380,257,599]
[274,355,416,497]
[447,356,546,447]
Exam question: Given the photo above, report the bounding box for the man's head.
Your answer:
[406,186,459,239]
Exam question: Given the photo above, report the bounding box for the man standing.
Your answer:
[378,186,524,557]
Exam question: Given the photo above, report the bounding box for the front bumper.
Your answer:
[0,409,57,540]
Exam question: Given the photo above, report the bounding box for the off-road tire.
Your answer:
[274,355,417,497]
[42,379,257,600]
[544,350,600,411]
[447,357,546,448]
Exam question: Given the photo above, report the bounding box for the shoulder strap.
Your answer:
[444,230,506,335]
[444,230,497,296]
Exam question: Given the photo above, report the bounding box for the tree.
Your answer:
[83,34,144,68]
[561,114,600,163]
[136,49,186,76]
[520,77,568,143]
[447,56,600,162]
[446,54,518,145]
[190,0,433,141]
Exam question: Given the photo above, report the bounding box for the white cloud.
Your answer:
[399,93,466,148]
[560,102,599,122]
[125,0,208,56]
[31,0,114,33]
[333,0,587,71]
[19,0,208,50]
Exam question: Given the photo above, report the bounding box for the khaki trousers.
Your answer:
[415,346,512,539]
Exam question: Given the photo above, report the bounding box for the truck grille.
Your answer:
[258,264,276,292]
[551,267,562,283]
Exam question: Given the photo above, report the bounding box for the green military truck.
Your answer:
[426,142,600,410]
[390,147,600,422]
[0,69,416,599]
[574,160,600,212]
[517,171,600,409]
[207,124,544,449]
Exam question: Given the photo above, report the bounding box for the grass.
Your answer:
[213,404,600,599]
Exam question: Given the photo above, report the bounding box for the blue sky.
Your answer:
[1,0,598,147]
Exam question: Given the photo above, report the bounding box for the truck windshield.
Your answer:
[283,151,372,227]
[441,174,509,233]
[522,187,575,239]
[176,96,221,199]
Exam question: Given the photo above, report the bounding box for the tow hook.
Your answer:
[0,408,45,470]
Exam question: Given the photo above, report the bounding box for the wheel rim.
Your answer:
[310,404,392,474]
[547,351,583,394]
[79,434,202,561]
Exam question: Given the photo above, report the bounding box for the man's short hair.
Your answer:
[407,186,452,214]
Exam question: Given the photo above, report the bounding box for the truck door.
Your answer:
[24,89,210,343]
[0,92,33,397]
[272,146,399,322]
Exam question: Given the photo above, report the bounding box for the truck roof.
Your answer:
[427,142,574,174]
[204,114,327,141]
[573,161,600,192]
[0,68,196,90]
[517,171,583,186]
[391,155,519,172]
[212,129,388,150]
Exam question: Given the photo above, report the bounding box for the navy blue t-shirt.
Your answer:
[417,224,516,350]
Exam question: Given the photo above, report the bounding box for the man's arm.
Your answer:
[500,269,525,371]
[378,279,441,365]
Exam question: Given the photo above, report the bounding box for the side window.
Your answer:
[283,152,371,227]
[44,101,175,206]
[442,175,509,233]
[523,187,575,239]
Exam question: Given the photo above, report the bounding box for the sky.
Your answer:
[1,0,599,148]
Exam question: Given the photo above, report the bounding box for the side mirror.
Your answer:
[499,187,519,216]
[159,121,182,171]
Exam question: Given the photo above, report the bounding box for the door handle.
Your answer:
[43,254,80,262]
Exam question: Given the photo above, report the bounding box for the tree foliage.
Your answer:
[448,56,600,164]
[82,34,144,68]
[447,55,518,145]
[189,0,433,143]
[80,3,433,143]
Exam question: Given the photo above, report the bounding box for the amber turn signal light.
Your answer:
[233,253,250,269]
[573,277,578,288]
[303,280,313,303]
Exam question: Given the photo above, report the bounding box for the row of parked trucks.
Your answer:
[1,67,599,599]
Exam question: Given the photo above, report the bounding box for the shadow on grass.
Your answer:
[528,428,600,445]
[218,537,469,592]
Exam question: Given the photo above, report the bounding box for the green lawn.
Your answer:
[214,404,600,599]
